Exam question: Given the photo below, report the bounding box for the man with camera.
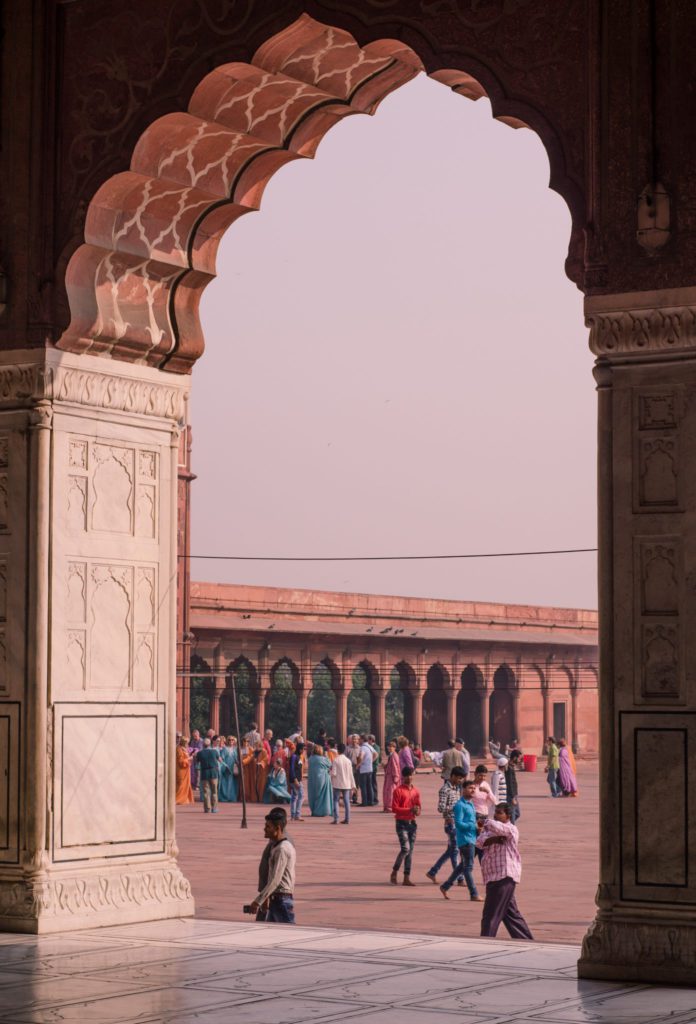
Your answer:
[246,807,296,924]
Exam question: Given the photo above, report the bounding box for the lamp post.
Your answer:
[230,670,248,829]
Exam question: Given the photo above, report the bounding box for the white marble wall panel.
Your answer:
[53,702,164,861]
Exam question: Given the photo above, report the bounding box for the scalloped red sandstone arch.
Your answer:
[58,14,580,374]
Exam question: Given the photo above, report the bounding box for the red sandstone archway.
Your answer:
[458,664,485,754]
[422,663,450,750]
[58,14,582,375]
[490,664,517,747]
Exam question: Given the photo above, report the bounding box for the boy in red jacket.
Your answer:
[390,767,422,886]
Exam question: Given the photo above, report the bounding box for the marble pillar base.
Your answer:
[0,859,194,933]
[579,909,696,984]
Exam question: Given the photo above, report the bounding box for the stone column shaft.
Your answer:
[335,689,348,742]
[446,688,457,740]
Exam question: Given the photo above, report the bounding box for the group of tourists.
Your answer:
[387,746,533,940]
[545,736,579,797]
[175,724,429,820]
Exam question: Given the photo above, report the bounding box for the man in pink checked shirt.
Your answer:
[475,802,534,940]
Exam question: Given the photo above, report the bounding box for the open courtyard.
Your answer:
[177,761,598,946]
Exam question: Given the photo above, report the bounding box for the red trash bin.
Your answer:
[523,753,537,772]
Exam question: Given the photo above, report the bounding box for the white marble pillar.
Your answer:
[579,287,696,984]
[0,349,194,932]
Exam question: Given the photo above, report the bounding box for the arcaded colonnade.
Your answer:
[182,582,599,757]
[4,2,696,984]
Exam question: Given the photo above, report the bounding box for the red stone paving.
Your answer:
[176,761,598,946]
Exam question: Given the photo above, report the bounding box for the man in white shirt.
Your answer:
[346,734,361,804]
[357,734,376,807]
[330,742,355,824]
[249,807,296,924]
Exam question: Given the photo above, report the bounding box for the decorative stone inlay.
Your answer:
[587,288,696,359]
[0,863,192,921]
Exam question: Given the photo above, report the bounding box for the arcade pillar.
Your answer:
[0,349,193,932]
[579,287,696,984]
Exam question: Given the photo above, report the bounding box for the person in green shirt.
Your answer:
[546,736,561,797]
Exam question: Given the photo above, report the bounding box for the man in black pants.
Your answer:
[476,802,533,940]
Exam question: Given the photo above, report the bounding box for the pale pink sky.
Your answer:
[193,74,597,610]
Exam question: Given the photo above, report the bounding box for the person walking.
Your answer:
[426,765,466,886]
[330,742,354,824]
[440,739,466,781]
[439,778,482,901]
[476,802,533,940]
[382,740,401,812]
[175,736,194,805]
[369,734,380,805]
[248,807,297,925]
[357,734,376,806]
[505,751,521,823]
[491,757,508,803]
[195,738,221,813]
[288,742,305,821]
[390,766,421,886]
[546,737,561,797]
[346,735,361,804]
[398,736,414,775]
[557,739,579,796]
[307,745,334,817]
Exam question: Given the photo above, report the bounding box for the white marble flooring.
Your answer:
[0,920,695,1024]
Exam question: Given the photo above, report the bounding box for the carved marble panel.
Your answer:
[91,445,134,534]
[638,390,678,430]
[0,703,20,864]
[135,484,156,538]
[640,540,679,615]
[68,439,88,470]
[67,562,87,625]
[638,437,679,509]
[53,704,163,861]
[642,624,680,698]
[67,476,87,532]
[620,712,696,903]
[89,564,132,689]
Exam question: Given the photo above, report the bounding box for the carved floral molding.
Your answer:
[0,864,192,919]
[587,289,696,359]
[0,362,186,420]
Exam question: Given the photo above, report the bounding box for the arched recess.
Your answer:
[576,665,599,752]
[490,664,517,747]
[267,657,299,740]
[457,664,484,754]
[225,655,257,738]
[518,663,544,755]
[391,661,417,740]
[57,14,583,373]
[548,663,574,744]
[308,658,339,742]
[348,662,375,736]
[422,663,449,750]
[189,654,213,734]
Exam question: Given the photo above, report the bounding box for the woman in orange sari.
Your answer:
[241,740,256,801]
[254,741,270,802]
[175,736,194,805]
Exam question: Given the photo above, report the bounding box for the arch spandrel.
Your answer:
[57,13,583,374]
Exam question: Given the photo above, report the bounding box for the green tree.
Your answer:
[347,665,371,735]
[307,664,336,741]
[266,663,298,740]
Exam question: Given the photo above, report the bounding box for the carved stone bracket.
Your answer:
[587,287,696,360]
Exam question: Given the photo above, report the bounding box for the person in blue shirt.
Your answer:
[439,778,482,900]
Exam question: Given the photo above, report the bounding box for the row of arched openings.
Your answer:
[188,655,521,747]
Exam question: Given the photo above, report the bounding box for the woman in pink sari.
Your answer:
[382,740,401,812]
[557,739,578,796]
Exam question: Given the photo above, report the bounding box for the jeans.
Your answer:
[372,766,379,804]
[333,788,351,823]
[510,798,521,824]
[442,843,478,897]
[202,776,218,811]
[547,768,561,797]
[393,820,417,875]
[266,893,295,925]
[290,782,304,819]
[428,822,462,879]
[358,772,374,806]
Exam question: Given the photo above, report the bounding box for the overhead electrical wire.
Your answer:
[183,547,598,563]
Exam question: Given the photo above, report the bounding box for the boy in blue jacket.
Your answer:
[439,778,482,900]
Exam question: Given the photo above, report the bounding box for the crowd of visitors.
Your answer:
[177,724,579,940]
